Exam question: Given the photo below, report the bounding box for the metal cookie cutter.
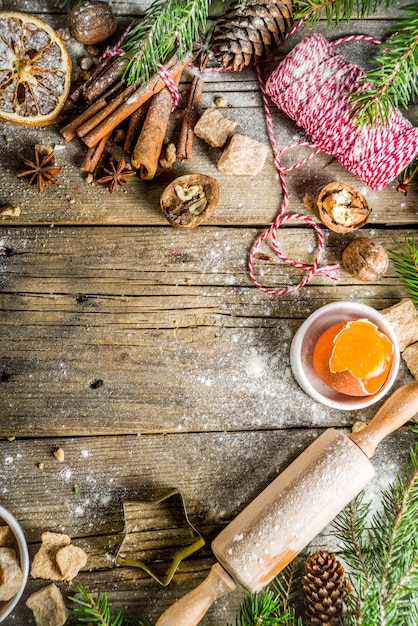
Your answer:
[115,488,205,586]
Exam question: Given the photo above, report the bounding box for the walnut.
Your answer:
[342,237,389,282]
[317,181,370,233]
[160,174,219,228]
[68,0,117,45]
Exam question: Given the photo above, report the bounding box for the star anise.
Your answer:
[97,157,136,193]
[17,146,62,193]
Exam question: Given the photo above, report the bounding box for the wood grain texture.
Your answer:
[0,2,417,624]
[0,428,414,624]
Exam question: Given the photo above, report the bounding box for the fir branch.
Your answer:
[349,4,418,126]
[333,492,373,580]
[69,584,128,626]
[121,0,211,86]
[336,436,418,625]
[389,234,418,307]
[293,0,396,26]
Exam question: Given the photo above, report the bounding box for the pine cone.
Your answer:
[210,0,293,71]
[302,550,352,626]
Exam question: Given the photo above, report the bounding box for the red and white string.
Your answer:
[248,32,418,295]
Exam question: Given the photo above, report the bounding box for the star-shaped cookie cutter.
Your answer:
[115,488,205,586]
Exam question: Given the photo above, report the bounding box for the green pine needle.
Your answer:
[121,0,211,86]
[293,0,418,126]
[349,3,418,126]
[69,584,128,626]
[389,234,418,307]
[335,434,418,626]
[293,0,397,27]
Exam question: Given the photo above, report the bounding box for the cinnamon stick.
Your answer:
[76,83,136,139]
[60,97,107,142]
[83,57,127,104]
[80,131,112,173]
[69,57,112,103]
[131,66,184,180]
[123,101,150,153]
[176,75,204,160]
[82,55,191,149]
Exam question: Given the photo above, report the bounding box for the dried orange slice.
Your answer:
[312,319,393,397]
[0,12,72,125]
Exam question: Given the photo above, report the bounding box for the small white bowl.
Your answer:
[0,506,29,623]
[290,302,400,410]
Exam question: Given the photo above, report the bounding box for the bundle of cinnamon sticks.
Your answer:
[60,53,205,179]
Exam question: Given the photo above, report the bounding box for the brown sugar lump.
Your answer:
[31,532,71,581]
[402,342,418,380]
[0,524,15,547]
[55,544,88,582]
[194,107,237,147]
[381,298,418,351]
[217,133,269,176]
[26,583,68,626]
[0,547,23,601]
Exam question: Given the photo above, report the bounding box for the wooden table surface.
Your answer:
[1,1,417,623]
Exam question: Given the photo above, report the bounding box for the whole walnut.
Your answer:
[68,0,117,44]
[342,237,389,283]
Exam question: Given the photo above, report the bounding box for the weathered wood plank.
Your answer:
[0,226,415,436]
[0,428,415,624]
[0,14,416,227]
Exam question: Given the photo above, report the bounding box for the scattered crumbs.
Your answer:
[4,456,13,465]
[37,462,45,470]
[53,447,65,463]
[74,506,84,517]
[80,449,90,458]
[7,436,15,442]
[100,495,112,506]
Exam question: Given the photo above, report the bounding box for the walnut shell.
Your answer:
[317,181,370,233]
[68,1,117,45]
[342,237,389,282]
[160,174,220,228]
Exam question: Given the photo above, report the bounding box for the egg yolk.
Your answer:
[312,318,393,397]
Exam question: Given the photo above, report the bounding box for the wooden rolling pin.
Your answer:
[156,382,418,625]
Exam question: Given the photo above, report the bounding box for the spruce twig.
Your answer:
[349,4,418,126]
[335,432,418,626]
[293,0,418,126]
[69,584,139,626]
[389,234,418,307]
[121,0,211,86]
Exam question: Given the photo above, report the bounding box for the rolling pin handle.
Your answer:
[349,382,418,458]
[155,563,236,626]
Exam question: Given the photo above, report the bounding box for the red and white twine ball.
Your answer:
[248,33,418,295]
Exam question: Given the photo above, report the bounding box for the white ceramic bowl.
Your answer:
[0,506,29,623]
[290,302,400,410]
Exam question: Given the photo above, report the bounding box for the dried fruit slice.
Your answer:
[0,12,72,125]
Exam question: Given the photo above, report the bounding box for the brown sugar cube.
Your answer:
[194,108,236,148]
[53,448,65,463]
[217,133,269,176]
[26,583,68,626]
[0,547,23,601]
[402,342,418,380]
[0,525,15,547]
[31,532,71,581]
[381,298,418,351]
[55,544,88,582]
